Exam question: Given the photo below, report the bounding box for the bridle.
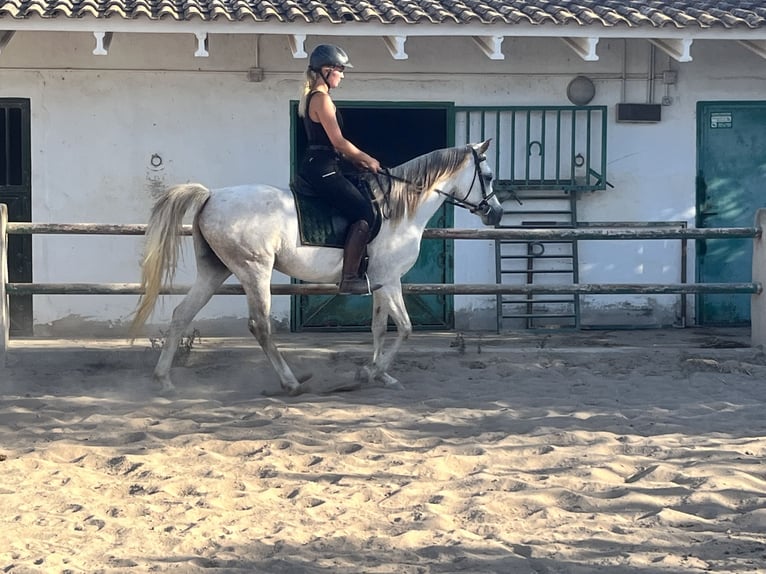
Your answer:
[371,146,497,218]
[439,147,497,217]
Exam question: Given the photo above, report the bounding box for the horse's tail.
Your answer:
[130,183,211,338]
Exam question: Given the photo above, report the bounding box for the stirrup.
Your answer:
[338,274,378,295]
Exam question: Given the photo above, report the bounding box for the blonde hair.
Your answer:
[297,68,320,118]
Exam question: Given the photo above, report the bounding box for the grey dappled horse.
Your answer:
[131,141,502,395]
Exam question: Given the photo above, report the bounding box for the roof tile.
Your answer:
[1,0,765,29]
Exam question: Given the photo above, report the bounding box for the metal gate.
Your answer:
[455,106,608,329]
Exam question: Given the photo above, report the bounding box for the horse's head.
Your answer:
[455,140,503,227]
[380,140,504,226]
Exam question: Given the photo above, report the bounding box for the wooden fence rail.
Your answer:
[3,282,762,296]
[5,222,762,241]
[2,205,765,360]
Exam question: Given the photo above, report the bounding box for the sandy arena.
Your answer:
[2,327,766,573]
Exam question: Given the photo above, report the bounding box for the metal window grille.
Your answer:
[455,106,608,193]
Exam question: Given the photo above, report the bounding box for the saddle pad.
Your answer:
[291,188,349,248]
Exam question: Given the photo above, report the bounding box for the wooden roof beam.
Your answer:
[472,35,504,60]
[649,38,693,62]
[561,37,599,61]
[383,35,408,60]
[0,31,15,55]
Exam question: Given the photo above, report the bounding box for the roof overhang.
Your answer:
[3,19,766,61]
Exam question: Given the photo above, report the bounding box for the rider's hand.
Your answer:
[362,156,380,173]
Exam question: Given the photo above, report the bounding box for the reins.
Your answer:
[344,167,419,221]
[387,147,497,216]
[349,146,497,221]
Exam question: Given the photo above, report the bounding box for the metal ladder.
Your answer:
[495,189,579,330]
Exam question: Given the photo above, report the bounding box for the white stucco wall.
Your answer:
[1,30,765,334]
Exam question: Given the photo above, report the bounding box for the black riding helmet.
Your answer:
[309,44,353,72]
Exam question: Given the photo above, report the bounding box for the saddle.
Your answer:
[289,172,382,248]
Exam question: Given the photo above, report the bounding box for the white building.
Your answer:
[1,1,765,336]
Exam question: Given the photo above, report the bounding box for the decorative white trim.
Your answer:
[738,39,766,59]
[472,35,504,60]
[194,31,209,57]
[561,36,599,61]
[649,38,693,62]
[92,31,113,56]
[288,33,307,58]
[383,35,408,60]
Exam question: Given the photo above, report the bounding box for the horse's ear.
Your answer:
[478,139,492,154]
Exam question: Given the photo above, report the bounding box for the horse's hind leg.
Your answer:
[239,267,302,395]
[153,237,231,393]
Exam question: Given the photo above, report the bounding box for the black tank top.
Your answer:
[303,91,343,148]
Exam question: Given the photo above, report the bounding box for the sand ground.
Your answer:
[2,326,766,573]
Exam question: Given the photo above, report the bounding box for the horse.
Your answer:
[130,140,503,395]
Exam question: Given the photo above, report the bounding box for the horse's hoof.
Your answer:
[356,365,374,385]
[260,380,305,397]
[380,373,404,390]
[287,384,305,397]
[154,375,176,395]
[297,372,313,384]
[356,366,403,390]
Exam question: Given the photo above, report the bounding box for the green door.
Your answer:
[290,102,454,331]
[696,101,766,325]
[0,99,32,335]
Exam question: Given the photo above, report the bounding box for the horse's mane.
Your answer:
[369,146,472,224]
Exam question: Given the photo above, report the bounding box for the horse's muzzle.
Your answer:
[480,203,504,227]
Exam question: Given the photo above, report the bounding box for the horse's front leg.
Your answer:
[360,286,411,389]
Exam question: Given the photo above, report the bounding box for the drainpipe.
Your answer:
[621,39,627,103]
[647,44,656,104]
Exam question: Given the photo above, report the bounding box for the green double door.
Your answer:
[696,101,766,325]
[290,102,454,331]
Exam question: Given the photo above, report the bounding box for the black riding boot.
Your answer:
[339,220,373,294]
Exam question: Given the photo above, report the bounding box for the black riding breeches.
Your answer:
[299,151,374,228]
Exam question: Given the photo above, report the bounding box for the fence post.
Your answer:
[0,204,8,365]
[752,208,766,349]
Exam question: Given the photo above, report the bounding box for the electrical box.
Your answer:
[616,103,662,123]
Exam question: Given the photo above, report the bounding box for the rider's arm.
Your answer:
[311,93,380,172]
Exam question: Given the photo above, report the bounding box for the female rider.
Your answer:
[297,44,381,294]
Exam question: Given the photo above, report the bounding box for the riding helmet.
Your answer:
[309,44,353,71]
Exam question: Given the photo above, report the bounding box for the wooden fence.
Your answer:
[2,205,765,360]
